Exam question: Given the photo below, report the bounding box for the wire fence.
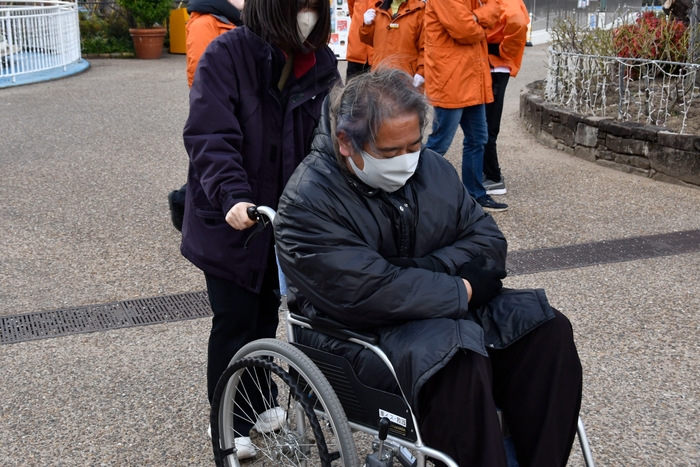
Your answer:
[546,49,700,133]
[1,0,81,82]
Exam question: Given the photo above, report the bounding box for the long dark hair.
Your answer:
[242,0,331,53]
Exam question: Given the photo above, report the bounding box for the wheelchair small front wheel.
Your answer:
[211,339,359,467]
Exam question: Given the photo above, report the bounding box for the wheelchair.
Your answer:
[210,206,596,467]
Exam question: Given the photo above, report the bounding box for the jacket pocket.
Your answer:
[194,205,225,225]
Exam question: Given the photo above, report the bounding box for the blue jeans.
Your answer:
[426,105,488,200]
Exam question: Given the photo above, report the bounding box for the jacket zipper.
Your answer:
[387,194,411,257]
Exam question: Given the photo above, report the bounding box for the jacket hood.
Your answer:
[187,0,243,25]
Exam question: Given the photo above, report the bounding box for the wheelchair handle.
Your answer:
[242,205,275,249]
[244,205,288,297]
[246,205,276,225]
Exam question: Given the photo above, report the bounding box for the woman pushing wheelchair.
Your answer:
[274,68,583,467]
[181,0,340,457]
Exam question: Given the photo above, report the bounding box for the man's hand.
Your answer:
[226,202,256,230]
[458,256,506,308]
[364,8,376,25]
[462,278,473,302]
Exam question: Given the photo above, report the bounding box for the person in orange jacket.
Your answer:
[358,0,425,86]
[481,0,529,196]
[346,0,374,80]
[423,0,509,212]
[185,0,244,88]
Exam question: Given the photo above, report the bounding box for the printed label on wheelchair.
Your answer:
[379,409,407,428]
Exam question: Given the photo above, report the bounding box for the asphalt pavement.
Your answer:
[1,46,699,466]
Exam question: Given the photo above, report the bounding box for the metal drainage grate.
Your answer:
[0,291,212,345]
[507,229,700,275]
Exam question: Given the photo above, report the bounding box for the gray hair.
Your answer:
[330,68,429,168]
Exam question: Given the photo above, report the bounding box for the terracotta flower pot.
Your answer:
[129,28,167,59]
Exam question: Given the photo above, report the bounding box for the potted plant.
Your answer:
[117,0,173,58]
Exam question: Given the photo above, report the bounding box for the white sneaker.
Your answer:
[234,436,257,459]
[483,175,507,195]
[209,426,256,460]
[252,407,287,433]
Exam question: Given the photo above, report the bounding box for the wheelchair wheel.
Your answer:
[211,339,359,467]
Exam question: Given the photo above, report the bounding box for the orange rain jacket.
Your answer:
[358,0,426,77]
[486,0,529,77]
[186,12,234,87]
[347,0,374,64]
[423,0,501,109]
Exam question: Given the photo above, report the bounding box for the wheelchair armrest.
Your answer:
[289,313,379,345]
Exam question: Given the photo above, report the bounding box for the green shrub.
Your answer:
[116,0,173,28]
[80,11,135,54]
[549,15,616,56]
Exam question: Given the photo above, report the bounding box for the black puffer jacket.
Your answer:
[274,100,555,415]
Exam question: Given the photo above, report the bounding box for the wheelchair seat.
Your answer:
[289,312,380,345]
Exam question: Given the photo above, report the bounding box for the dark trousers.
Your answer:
[483,72,510,181]
[346,60,370,82]
[418,309,583,467]
[204,252,280,435]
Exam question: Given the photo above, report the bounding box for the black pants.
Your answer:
[346,60,370,82]
[204,252,280,435]
[483,72,510,182]
[418,309,583,467]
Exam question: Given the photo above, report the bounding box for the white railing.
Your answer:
[1,0,81,83]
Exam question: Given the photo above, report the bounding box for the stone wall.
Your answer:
[520,81,700,188]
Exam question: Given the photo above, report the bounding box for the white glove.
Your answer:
[412,74,425,87]
[364,9,376,25]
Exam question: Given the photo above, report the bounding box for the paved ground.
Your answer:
[1,46,699,466]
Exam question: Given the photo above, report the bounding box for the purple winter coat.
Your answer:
[181,27,340,292]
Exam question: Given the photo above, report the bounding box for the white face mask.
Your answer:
[297,11,319,42]
[349,149,420,193]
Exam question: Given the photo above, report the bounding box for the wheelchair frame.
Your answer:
[212,206,596,467]
[285,296,461,467]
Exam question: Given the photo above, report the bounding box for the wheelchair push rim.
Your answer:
[210,339,360,467]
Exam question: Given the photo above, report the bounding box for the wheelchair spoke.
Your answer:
[212,340,359,467]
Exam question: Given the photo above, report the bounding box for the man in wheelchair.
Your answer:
[274,68,583,467]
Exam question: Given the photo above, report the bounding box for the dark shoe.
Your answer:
[483,175,506,195]
[477,195,509,212]
[167,188,185,232]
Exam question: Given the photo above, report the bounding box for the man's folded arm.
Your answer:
[275,202,470,329]
[423,186,507,273]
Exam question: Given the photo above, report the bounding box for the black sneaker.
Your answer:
[477,195,509,212]
[483,175,507,195]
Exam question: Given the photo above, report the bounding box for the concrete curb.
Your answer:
[520,80,700,189]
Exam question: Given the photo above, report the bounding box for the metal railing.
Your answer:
[546,49,700,134]
[1,0,81,83]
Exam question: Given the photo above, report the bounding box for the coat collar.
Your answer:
[241,27,333,81]
[373,0,426,13]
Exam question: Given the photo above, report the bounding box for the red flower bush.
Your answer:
[613,11,688,62]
